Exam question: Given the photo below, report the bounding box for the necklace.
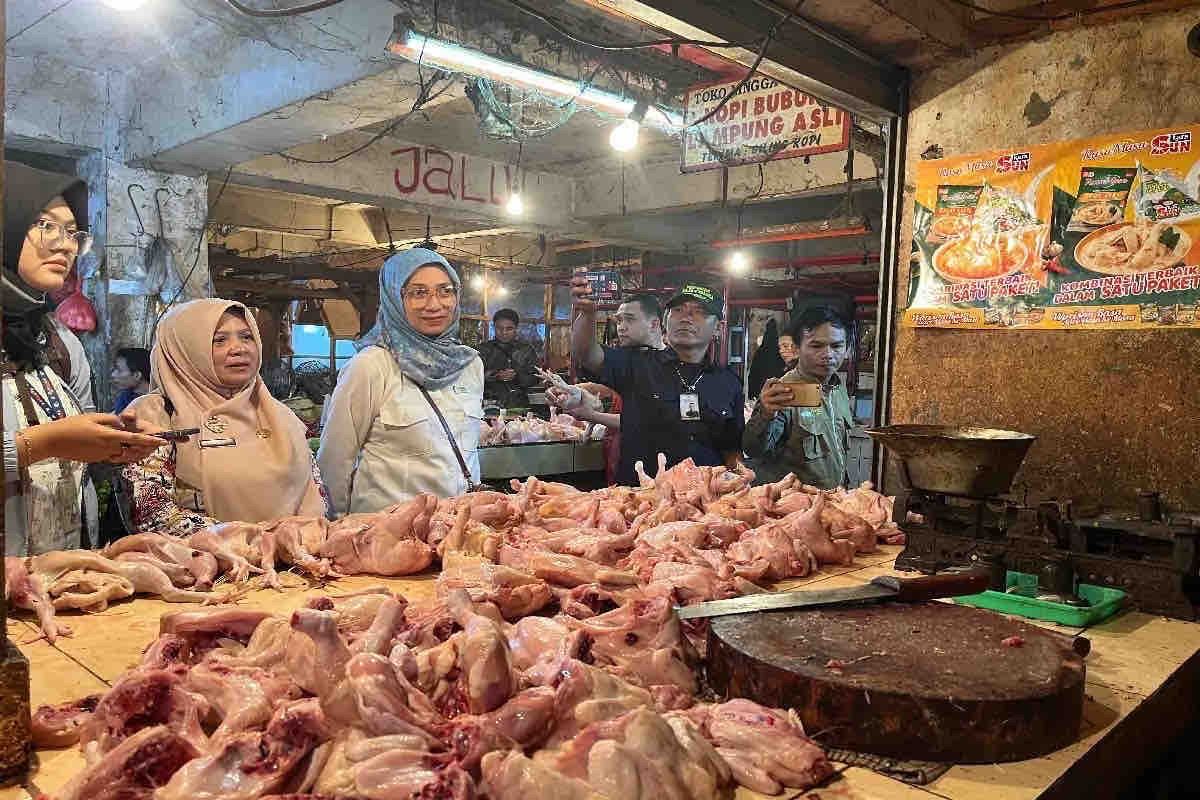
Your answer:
[674,364,704,393]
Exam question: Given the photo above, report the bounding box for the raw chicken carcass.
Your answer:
[42,568,134,611]
[156,698,327,800]
[78,668,209,760]
[436,554,553,619]
[831,482,894,528]
[345,651,443,745]
[444,589,516,714]
[103,532,220,589]
[262,516,337,579]
[526,527,637,567]
[54,725,200,800]
[764,495,857,566]
[483,750,603,800]
[31,694,100,748]
[560,597,697,694]
[727,525,819,582]
[159,608,273,656]
[185,661,304,740]
[821,504,878,554]
[352,749,475,800]
[5,556,68,642]
[321,494,437,576]
[505,616,588,671]
[442,686,558,771]
[671,699,833,795]
[499,545,639,590]
[188,522,268,584]
[547,707,733,800]
[528,658,653,748]
[33,549,219,604]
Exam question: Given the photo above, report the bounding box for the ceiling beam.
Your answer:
[576,0,906,119]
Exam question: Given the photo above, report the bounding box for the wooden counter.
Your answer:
[4,548,1199,800]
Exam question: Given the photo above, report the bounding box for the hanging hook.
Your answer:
[153,187,170,238]
[126,183,147,237]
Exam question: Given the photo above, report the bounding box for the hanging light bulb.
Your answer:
[505,192,524,216]
[609,119,639,153]
[470,274,486,290]
[495,285,510,297]
[609,100,649,153]
[727,250,750,274]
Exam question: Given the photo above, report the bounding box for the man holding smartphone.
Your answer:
[743,307,853,488]
[478,308,540,409]
[571,269,743,486]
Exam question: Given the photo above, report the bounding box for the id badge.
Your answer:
[679,393,701,420]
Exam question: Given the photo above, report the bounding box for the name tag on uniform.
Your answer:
[679,393,701,420]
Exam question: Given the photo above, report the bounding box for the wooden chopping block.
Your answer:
[705,601,1085,763]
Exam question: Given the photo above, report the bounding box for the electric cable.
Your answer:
[942,0,1154,21]
[152,165,234,334]
[499,0,758,50]
[222,0,350,19]
[687,1,804,130]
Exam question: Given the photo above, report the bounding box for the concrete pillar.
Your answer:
[0,0,34,785]
[78,154,209,409]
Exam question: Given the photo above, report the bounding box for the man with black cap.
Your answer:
[571,269,744,486]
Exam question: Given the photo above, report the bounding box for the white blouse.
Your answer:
[318,345,484,515]
[2,320,98,555]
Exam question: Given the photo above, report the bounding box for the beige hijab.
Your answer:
[128,299,325,523]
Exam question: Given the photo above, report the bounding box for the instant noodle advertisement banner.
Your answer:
[904,123,1200,330]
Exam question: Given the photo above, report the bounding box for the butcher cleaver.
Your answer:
[676,571,990,620]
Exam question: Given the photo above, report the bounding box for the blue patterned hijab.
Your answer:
[356,248,480,389]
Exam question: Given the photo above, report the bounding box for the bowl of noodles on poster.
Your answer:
[929,185,1048,284]
[1073,220,1192,275]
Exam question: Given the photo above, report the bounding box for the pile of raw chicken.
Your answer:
[478,412,605,447]
[15,457,906,800]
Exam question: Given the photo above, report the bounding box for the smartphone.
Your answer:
[584,269,622,306]
[156,427,201,442]
[779,381,822,407]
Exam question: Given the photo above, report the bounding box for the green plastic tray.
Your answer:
[954,570,1127,627]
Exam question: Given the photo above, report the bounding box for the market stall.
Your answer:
[8,553,1200,800]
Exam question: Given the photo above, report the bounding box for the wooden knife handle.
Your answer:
[871,571,991,602]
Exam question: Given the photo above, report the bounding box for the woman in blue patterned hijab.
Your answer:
[357,247,479,389]
[318,247,486,513]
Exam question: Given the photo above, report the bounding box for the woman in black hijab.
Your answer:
[746,317,788,399]
[3,161,161,554]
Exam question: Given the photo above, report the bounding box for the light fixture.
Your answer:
[494,285,509,298]
[397,32,683,131]
[470,274,486,290]
[727,250,750,274]
[506,192,524,216]
[609,100,648,153]
[102,0,147,9]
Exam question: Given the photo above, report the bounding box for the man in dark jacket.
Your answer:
[477,308,540,408]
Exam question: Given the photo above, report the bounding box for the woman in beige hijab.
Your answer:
[123,299,328,534]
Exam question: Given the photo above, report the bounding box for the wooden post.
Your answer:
[481,268,490,342]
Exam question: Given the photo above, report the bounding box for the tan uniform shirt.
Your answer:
[742,369,854,489]
[318,346,484,515]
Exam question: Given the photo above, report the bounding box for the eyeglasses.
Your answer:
[30,219,93,256]
[402,285,459,304]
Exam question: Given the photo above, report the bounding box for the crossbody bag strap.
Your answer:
[416,385,476,490]
[12,372,44,431]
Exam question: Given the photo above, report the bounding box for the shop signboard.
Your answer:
[681,76,850,173]
[904,123,1200,330]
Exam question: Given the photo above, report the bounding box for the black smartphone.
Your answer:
[155,427,201,442]
[584,269,622,306]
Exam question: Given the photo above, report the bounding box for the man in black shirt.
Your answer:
[477,308,540,408]
[571,271,745,486]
